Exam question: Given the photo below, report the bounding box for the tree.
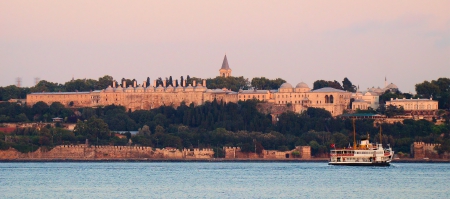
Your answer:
[168,76,173,86]
[251,77,286,90]
[120,78,133,88]
[205,76,250,91]
[30,80,62,92]
[64,79,96,92]
[32,101,49,116]
[342,77,356,92]
[1,85,23,101]
[49,102,65,117]
[385,105,405,117]
[416,81,440,99]
[138,125,152,136]
[74,117,110,141]
[313,80,343,90]
[306,107,332,118]
[81,108,96,120]
[97,75,114,90]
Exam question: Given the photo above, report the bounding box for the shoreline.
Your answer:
[0,158,448,163]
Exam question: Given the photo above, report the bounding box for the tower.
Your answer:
[16,77,21,87]
[219,54,232,77]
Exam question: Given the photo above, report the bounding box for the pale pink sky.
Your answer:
[1,0,449,93]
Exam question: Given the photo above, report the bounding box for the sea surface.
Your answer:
[0,162,449,198]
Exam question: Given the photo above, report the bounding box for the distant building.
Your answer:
[219,54,232,77]
[352,89,379,110]
[410,142,440,159]
[273,82,352,116]
[26,56,352,116]
[52,117,63,122]
[386,98,439,119]
[351,78,399,111]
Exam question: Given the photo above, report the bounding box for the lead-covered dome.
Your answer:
[295,82,309,88]
[105,85,114,93]
[280,83,293,89]
[125,86,135,93]
[114,86,124,92]
[386,83,398,89]
[135,85,145,93]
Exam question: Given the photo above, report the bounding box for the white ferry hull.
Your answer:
[329,143,394,167]
[328,161,390,166]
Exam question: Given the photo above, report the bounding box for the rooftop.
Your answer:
[311,87,347,93]
[221,54,231,70]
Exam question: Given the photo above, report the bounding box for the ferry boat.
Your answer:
[329,121,394,166]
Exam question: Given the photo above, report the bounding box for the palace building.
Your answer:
[386,98,439,119]
[27,55,353,116]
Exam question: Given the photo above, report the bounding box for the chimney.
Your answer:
[203,79,206,87]
[173,80,176,87]
[143,81,146,88]
[390,98,393,101]
[123,81,126,88]
[163,80,166,87]
[193,80,196,86]
[154,80,157,87]
[113,81,116,88]
[183,80,186,87]
[134,81,137,88]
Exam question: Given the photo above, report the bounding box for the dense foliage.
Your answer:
[312,77,356,92]
[1,99,449,156]
[1,76,449,156]
[415,78,450,109]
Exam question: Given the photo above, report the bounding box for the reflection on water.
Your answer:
[0,162,449,198]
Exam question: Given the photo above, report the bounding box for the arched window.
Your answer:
[325,95,329,103]
[330,95,334,103]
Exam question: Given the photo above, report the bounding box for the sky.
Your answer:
[1,0,449,93]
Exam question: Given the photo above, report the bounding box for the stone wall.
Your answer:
[223,146,311,159]
[0,145,215,160]
[410,142,440,159]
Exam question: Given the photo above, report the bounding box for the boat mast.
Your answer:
[379,125,382,145]
[353,119,356,149]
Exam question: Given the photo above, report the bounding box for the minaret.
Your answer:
[219,54,232,77]
[384,76,387,87]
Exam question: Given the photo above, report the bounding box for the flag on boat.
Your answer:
[330,143,335,148]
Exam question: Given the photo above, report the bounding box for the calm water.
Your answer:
[0,162,449,198]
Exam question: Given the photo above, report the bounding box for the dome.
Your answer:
[280,83,293,89]
[114,86,124,92]
[146,86,155,92]
[175,86,184,92]
[374,88,383,93]
[165,85,174,92]
[386,83,398,89]
[105,85,114,93]
[295,82,309,88]
[184,84,194,92]
[155,85,165,92]
[195,84,206,92]
[135,85,145,92]
[126,86,135,92]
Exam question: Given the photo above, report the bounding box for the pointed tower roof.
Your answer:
[221,55,231,70]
